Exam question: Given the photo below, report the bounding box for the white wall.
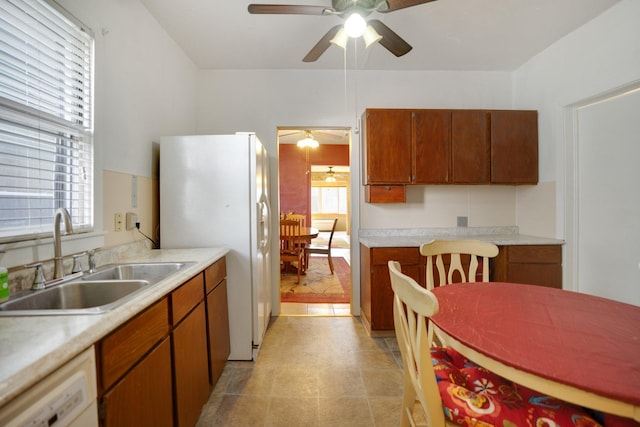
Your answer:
[514,0,640,231]
[513,0,640,296]
[59,0,199,179]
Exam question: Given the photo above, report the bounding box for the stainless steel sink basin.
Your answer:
[0,280,149,315]
[82,262,188,284]
[0,261,195,316]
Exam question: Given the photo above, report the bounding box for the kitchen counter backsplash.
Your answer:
[359,226,564,247]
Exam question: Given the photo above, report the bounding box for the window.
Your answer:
[0,0,94,242]
[311,186,348,214]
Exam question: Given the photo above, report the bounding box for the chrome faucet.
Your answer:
[53,208,73,280]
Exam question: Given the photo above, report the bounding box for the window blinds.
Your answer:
[0,0,94,242]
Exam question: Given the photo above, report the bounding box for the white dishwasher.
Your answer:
[0,346,98,427]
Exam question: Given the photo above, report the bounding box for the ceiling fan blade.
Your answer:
[248,4,333,15]
[303,25,342,62]
[381,0,437,12]
[368,20,412,57]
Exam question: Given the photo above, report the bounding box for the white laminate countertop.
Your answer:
[359,226,564,248]
[0,247,228,408]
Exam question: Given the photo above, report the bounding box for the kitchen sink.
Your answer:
[0,261,195,316]
[0,280,150,315]
[82,262,188,284]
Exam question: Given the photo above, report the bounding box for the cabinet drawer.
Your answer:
[371,247,421,265]
[507,245,561,264]
[172,273,205,324]
[205,257,226,294]
[98,298,169,392]
[365,185,406,203]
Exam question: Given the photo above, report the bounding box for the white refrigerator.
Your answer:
[159,133,272,360]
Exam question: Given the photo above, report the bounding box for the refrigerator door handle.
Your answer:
[258,194,271,251]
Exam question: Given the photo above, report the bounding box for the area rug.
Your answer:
[280,256,351,303]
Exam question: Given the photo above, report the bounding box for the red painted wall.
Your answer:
[279,144,349,223]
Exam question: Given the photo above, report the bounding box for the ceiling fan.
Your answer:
[248,0,438,62]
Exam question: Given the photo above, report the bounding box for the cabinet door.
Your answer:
[491,110,538,184]
[451,110,490,183]
[173,301,210,427]
[413,110,451,183]
[101,337,173,427]
[364,109,412,184]
[207,279,230,386]
[491,245,562,289]
[365,247,424,331]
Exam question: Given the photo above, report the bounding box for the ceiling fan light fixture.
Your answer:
[297,132,319,148]
[330,28,349,49]
[363,25,382,47]
[344,12,366,38]
[325,166,337,182]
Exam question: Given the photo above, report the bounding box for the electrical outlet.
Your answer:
[114,213,123,231]
[126,212,138,230]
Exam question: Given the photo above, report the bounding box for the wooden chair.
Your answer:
[285,213,306,227]
[388,260,451,427]
[304,217,338,274]
[280,219,304,283]
[419,239,499,290]
[389,260,604,427]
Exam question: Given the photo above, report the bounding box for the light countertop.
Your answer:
[0,247,228,407]
[359,226,564,248]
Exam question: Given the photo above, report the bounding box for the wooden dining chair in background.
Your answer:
[304,217,338,274]
[279,219,304,283]
[285,213,306,227]
[419,239,499,289]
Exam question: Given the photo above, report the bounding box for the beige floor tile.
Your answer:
[266,396,319,427]
[197,316,405,426]
[318,397,375,427]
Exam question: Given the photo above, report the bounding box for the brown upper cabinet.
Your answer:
[362,109,413,184]
[490,110,538,184]
[362,108,538,189]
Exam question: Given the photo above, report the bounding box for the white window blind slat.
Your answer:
[0,0,93,242]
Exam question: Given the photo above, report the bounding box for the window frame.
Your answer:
[0,0,95,244]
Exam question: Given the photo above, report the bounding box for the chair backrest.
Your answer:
[280,219,302,253]
[326,218,339,246]
[285,213,306,228]
[419,239,499,289]
[388,260,444,427]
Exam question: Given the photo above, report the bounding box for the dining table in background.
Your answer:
[430,282,640,423]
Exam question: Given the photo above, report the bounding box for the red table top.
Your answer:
[431,282,640,406]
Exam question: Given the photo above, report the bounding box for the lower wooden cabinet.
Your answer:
[360,244,562,333]
[173,301,210,427]
[491,245,562,289]
[360,245,424,334]
[205,257,230,386]
[100,337,173,427]
[97,256,230,427]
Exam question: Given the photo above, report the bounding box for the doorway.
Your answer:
[276,127,352,316]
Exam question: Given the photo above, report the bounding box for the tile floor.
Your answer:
[196,316,406,426]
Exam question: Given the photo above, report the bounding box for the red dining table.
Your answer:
[430,282,640,422]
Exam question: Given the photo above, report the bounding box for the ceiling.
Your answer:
[140,0,619,71]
